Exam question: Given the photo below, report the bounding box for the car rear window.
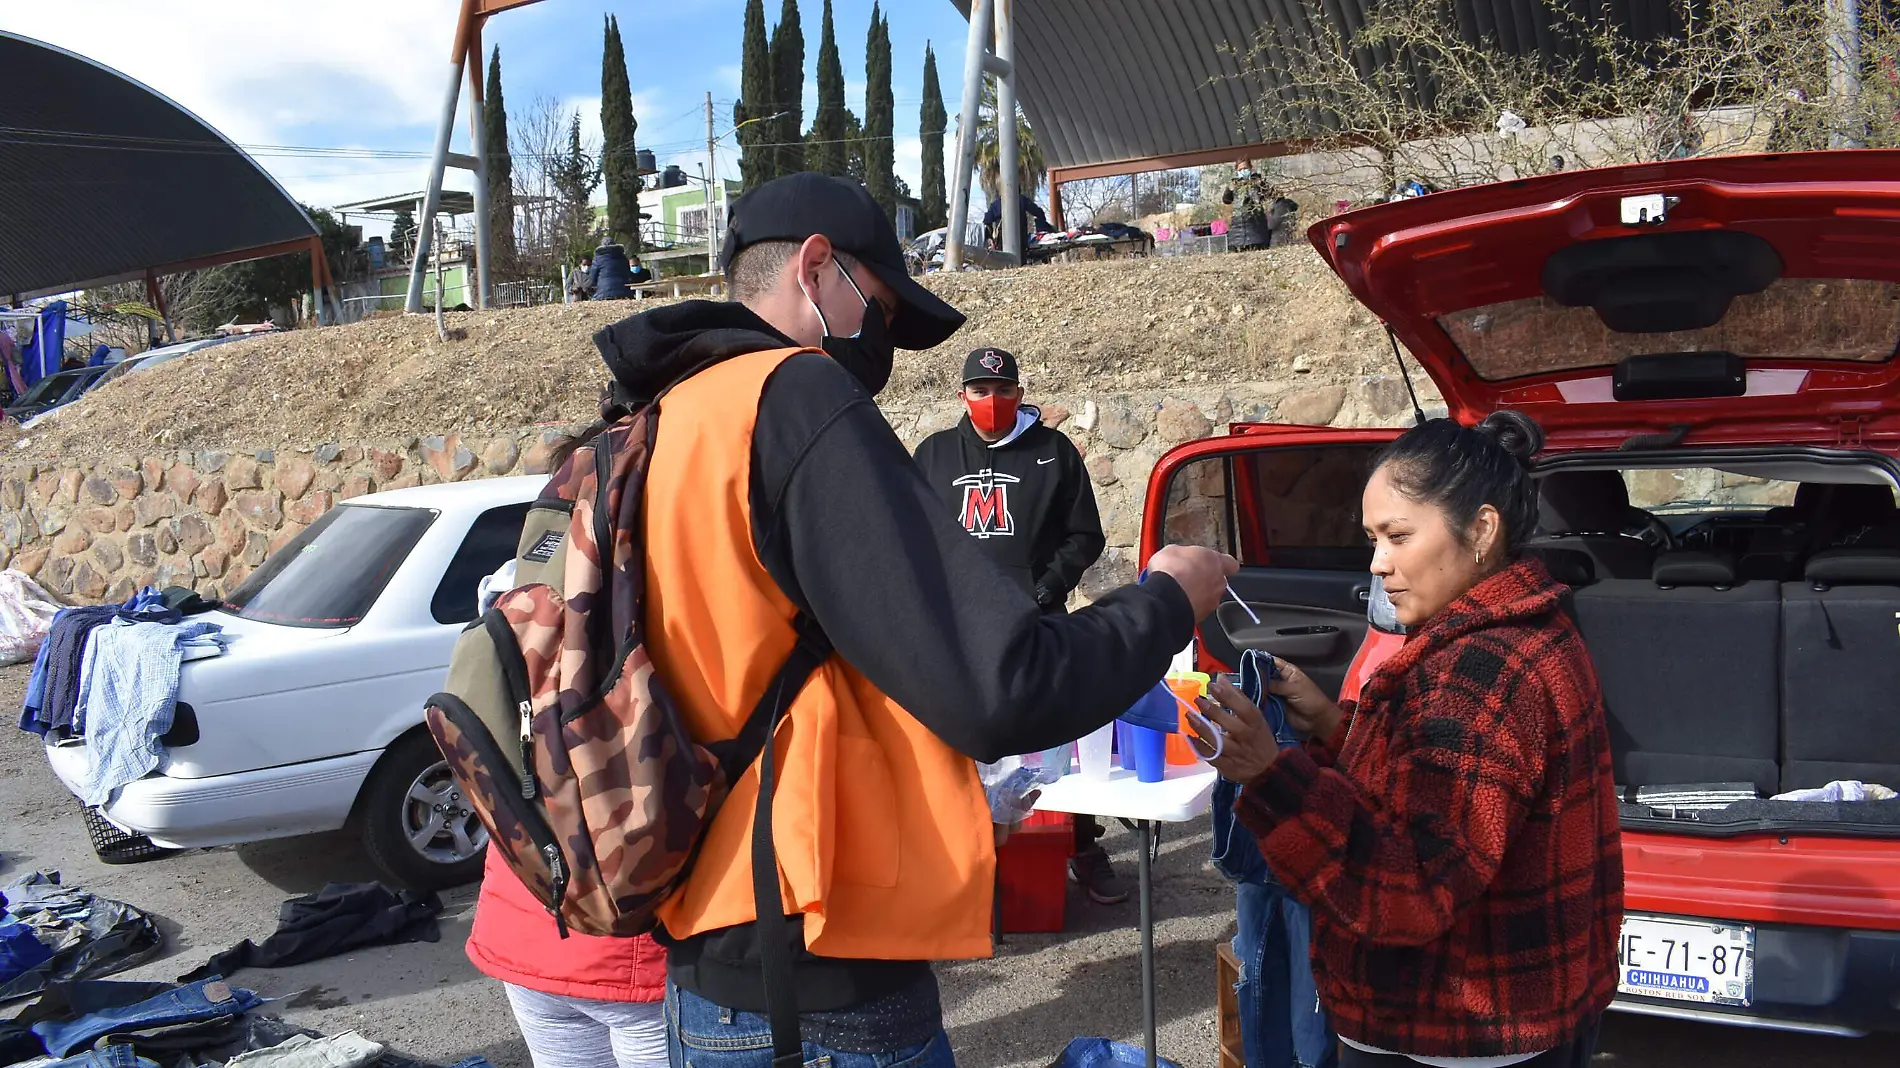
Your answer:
[1439,278,1900,381]
[223,505,434,628]
[431,503,531,625]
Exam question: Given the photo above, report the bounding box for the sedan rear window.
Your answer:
[223,505,434,628]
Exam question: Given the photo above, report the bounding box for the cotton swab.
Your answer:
[1225,581,1262,626]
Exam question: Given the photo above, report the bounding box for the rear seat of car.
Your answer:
[1781,549,1900,792]
[1568,550,1783,795]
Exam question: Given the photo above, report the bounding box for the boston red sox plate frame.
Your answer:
[1617,913,1755,1008]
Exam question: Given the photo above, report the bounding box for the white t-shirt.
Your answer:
[1338,1037,1543,1067]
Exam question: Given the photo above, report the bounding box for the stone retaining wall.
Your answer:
[1,372,1433,604]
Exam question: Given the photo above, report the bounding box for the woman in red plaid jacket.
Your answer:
[1191,412,1622,1068]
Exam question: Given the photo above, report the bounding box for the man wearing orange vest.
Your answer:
[589,172,1236,1067]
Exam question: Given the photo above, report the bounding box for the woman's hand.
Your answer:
[1267,657,1345,742]
[1189,678,1282,785]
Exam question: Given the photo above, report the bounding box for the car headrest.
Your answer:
[1537,471,1631,534]
[1525,547,1596,587]
[1654,551,1738,588]
[1805,549,1900,586]
[1823,484,1898,526]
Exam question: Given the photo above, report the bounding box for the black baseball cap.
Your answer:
[720,172,965,350]
[961,346,1019,384]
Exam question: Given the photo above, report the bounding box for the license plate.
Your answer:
[1617,914,1753,1007]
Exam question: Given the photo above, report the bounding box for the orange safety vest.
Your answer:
[647,347,997,962]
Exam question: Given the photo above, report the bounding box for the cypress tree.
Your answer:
[919,43,948,232]
[808,0,847,176]
[483,46,519,276]
[737,0,775,187]
[601,15,643,250]
[389,206,414,262]
[770,0,805,177]
[863,4,896,221]
[843,108,868,184]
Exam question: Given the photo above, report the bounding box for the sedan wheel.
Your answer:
[402,760,489,865]
[360,731,488,890]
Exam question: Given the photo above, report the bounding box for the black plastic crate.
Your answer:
[81,806,176,864]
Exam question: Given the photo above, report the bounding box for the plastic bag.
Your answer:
[1047,1038,1182,1068]
[976,757,1043,826]
[0,569,62,666]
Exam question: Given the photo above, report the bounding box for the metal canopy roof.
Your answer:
[949,0,1679,175]
[0,31,319,301]
[335,190,478,216]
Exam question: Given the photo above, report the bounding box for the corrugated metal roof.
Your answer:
[948,0,1679,171]
[0,31,317,300]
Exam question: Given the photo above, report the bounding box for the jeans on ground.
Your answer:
[31,978,264,1057]
[665,983,956,1068]
[43,1046,160,1068]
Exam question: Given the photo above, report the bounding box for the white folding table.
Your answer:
[1032,761,1220,1068]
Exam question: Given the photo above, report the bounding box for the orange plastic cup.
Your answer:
[1164,672,1210,765]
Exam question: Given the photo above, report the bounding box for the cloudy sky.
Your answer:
[3,0,976,231]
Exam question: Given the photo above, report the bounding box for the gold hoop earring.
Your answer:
[1474,550,1483,566]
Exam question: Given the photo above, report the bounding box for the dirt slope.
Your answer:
[3,246,1383,460]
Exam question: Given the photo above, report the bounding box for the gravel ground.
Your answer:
[3,662,1898,1067]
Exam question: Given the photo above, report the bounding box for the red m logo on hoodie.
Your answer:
[954,469,1020,538]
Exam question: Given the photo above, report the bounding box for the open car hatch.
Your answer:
[1310,150,1900,448]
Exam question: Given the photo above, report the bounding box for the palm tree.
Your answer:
[970,80,1045,203]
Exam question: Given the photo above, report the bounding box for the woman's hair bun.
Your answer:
[1476,410,1544,466]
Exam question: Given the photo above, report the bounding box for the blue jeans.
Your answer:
[32,978,264,1057]
[665,983,955,1068]
[1213,775,1337,1068]
[43,1047,158,1068]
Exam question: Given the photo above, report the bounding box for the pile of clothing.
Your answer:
[1,976,493,1068]
[18,589,226,807]
[0,873,163,1004]
[0,876,471,1068]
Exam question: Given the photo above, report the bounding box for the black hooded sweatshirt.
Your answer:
[912,410,1105,609]
[590,301,1194,1043]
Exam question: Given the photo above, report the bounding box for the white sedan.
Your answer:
[43,476,543,888]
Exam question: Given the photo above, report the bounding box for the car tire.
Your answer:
[359,731,488,891]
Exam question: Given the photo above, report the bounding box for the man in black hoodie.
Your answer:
[587,172,1236,1066]
[913,348,1129,905]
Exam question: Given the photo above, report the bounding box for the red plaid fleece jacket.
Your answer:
[1237,558,1623,1058]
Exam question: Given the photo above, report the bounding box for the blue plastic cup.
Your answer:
[1120,722,1168,783]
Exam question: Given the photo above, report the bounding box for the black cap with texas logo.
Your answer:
[961,346,1020,384]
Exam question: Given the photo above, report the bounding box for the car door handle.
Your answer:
[1352,585,1372,603]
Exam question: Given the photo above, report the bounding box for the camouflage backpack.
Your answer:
[423,398,831,938]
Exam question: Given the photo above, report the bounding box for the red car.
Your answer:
[1145,150,1900,1036]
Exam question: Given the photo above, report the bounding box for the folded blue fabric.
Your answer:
[0,919,52,985]
[1238,650,1298,748]
[33,977,263,1056]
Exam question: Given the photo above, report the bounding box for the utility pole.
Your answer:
[706,91,720,276]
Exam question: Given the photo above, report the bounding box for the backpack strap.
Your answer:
[699,613,831,1068]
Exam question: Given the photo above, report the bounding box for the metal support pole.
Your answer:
[945,0,992,271]
[1048,170,1064,231]
[995,0,1021,266]
[705,92,720,275]
[407,61,470,311]
[1139,819,1157,1068]
[434,218,447,341]
[465,26,493,310]
[1827,0,1864,148]
[407,0,477,313]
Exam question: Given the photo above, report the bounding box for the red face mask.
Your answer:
[966,392,1020,436]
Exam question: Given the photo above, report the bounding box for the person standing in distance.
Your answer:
[912,348,1129,905]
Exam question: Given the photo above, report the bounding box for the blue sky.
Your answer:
[3,0,977,233]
